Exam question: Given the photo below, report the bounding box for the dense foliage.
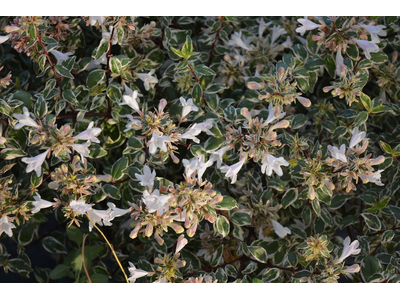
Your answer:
[0,16,400,283]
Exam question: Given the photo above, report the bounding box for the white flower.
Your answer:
[182,157,199,179]
[196,119,215,136]
[13,107,40,129]
[50,49,73,65]
[271,25,286,44]
[136,69,158,91]
[153,278,167,283]
[281,36,293,48]
[196,155,213,183]
[364,170,384,186]
[123,115,142,132]
[261,153,289,177]
[101,26,117,45]
[0,216,15,237]
[334,236,361,264]
[342,264,361,274]
[361,24,387,43]
[128,262,149,283]
[21,150,49,177]
[31,193,56,214]
[179,124,202,143]
[349,127,367,149]
[336,46,345,77]
[135,165,156,191]
[207,146,230,168]
[0,35,10,44]
[228,31,251,50]
[295,18,320,36]
[354,39,380,59]
[69,199,92,215]
[87,208,111,231]
[142,189,170,215]
[148,132,171,154]
[179,97,199,118]
[107,202,131,220]
[257,18,270,38]
[72,141,91,161]
[271,219,291,239]
[328,144,347,163]
[73,121,102,143]
[89,16,104,26]
[86,53,107,71]
[175,234,188,254]
[262,102,286,126]
[220,154,247,184]
[120,84,141,113]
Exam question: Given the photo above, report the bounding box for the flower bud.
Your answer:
[297,96,311,107]
[308,186,316,200]
[372,155,385,165]
[175,234,188,254]
[129,223,141,239]
[247,81,263,90]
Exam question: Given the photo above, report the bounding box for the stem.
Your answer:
[105,21,117,114]
[184,58,207,107]
[82,234,92,283]
[208,17,224,66]
[34,24,76,114]
[85,213,129,283]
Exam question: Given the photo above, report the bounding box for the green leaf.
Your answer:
[49,264,70,280]
[204,136,225,151]
[347,44,359,60]
[192,83,203,106]
[381,230,394,244]
[34,96,48,118]
[360,256,381,282]
[7,258,31,274]
[387,205,400,221]
[291,114,307,130]
[360,92,372,111]
[103,184,121,199]
[54,64,74,79]
[380,141,392,154]
[216,215,230,238]
[293,44,308,62]
[353,111,369,126]
[248,246,268,263]
[283,54,295,69]
[304,57,325,71]
[194,64,216,76]
[170,47,184,58]
[62,89,79,105]
[369,52,388,64]
[95,40,110,60]
[214,196,238,211]
[329,194,352,209]
[230,211,252,226]
[181,35,193,58]
[66,225,83,247]
[205,83,226,94]
[361,213,381,231]
[282,188,298,209]
[42,236,67,254]
[1,148,27,160]
[268,178,285,191]
[87,69,105,89]
[110,57,122,74]
[18,223,35,246]
[262,268,280,282]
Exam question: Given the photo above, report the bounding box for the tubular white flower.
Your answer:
[86,53,107,71]
[50,49,73,65]
[120,84,141,113]
[328,144,347,163]
[342,264,361,274]
[263,102,286,126]
[148,132,171,154]
[295,18,320,36]
[179,124,202,143]
[31,193,56,214]
[101,26,117,45]
[0,216,16,237]
[136,69,158,91]
[334,236,361,264]
[281,36,293,48]
[128,262,149,283]
[69,199,92,215]
[363,170,384,186]
[271,219,291,238]
[336,46,345,77]
[21,149,49,177]
[87,208,111,231]
[228,31,251,50]
[123,115,142,132]
[73,121,102,143]
[182,157,199,179]
[271,25,286,44]
[135,165,156,191]
[207,146,230,168]
[261,153,289,177]
[361,24,387,43]
[354,39,380,59]
[220,154,247,184]
[89,16,104,26]
[179,97,199,118]
[196,119,215,136]
[349,127,367,149]
[107,202,131,220]
[0,35,10,44]
[72,140,91,161]
[13,107,40,129]
[175,234,188,254]
[142,189,170,215]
